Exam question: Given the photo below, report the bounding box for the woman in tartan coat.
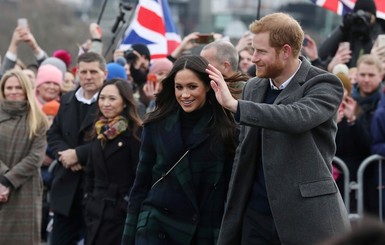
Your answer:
[0,69,49,244]
[122,55,237,245]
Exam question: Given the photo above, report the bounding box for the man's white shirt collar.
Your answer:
[75,87,98,104]
[269,59,302,90]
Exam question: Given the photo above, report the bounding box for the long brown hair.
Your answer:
[146,55,237,153]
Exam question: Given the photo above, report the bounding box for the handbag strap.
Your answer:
[151,149,190,189]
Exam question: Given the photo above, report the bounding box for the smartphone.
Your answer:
[147,74,158,86]
[195,34,215,44]
[17,18,28,28]
[338,42,350,51]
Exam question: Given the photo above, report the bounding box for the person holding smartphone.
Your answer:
[0,18,48,78]
[142,58,173,113]
[318,0,385,68]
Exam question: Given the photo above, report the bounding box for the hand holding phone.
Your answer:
[195,34,215,44]
[338,42,350,51]
[147,74,158,86]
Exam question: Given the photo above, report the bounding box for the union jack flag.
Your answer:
[310,0,385,20]
[118,0,181,59]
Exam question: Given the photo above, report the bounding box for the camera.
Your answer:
[343,10,372,36]
[123,48,137,63]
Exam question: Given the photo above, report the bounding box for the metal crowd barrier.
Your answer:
[333,154,385,223]
[333,156,351,212]
[356,154,385,223]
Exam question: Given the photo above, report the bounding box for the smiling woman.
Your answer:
[35,64,62,107]
[3,75,26,101]
[84,78,142,245]
[0,69,49,245]
[121,55,238,245]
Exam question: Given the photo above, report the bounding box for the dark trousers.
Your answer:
[50,193,85,245]
[241,205,281,245]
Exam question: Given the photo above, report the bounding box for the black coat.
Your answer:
[85,129,141,245]
[47,89,98,216]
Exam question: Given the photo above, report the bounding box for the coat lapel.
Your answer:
[249,78,269,103]
[103,132,132,160]
[274,57,311,105]
[79,104,97,133]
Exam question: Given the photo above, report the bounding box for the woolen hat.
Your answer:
[332,64,349,77]
[53,49,72,69]
[353,0,377,16]
[36,64,62,88]
[132,43,151,60]
[41,57,67,78]
[42,99,60,116]
[106,62,127,81]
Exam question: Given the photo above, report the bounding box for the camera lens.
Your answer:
[124,48,136,63]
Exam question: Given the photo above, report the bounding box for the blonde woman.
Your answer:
[0,69,49,244]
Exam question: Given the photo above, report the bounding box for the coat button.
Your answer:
[163,207,169,213]
[158,232,166,239]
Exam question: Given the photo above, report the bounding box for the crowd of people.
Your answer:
[1,0,385,244]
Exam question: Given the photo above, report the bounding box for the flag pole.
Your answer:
[256,0,261,20]
[97,0,109,24]
[104,3,136,57]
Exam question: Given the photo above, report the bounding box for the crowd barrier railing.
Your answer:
[333,154,385,223]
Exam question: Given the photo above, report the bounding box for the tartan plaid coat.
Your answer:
[0,101,47,245]
[122,108,235,245]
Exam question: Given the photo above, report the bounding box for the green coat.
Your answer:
[122,108,234,245]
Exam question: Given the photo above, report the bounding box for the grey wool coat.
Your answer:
[217,57,351,245]
[0,101,47,245]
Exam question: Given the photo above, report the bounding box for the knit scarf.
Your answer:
[95,115,128,145]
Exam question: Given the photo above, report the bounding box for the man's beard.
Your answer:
[256,58,285,79]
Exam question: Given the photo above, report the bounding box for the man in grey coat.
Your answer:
[207,12,351,245]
